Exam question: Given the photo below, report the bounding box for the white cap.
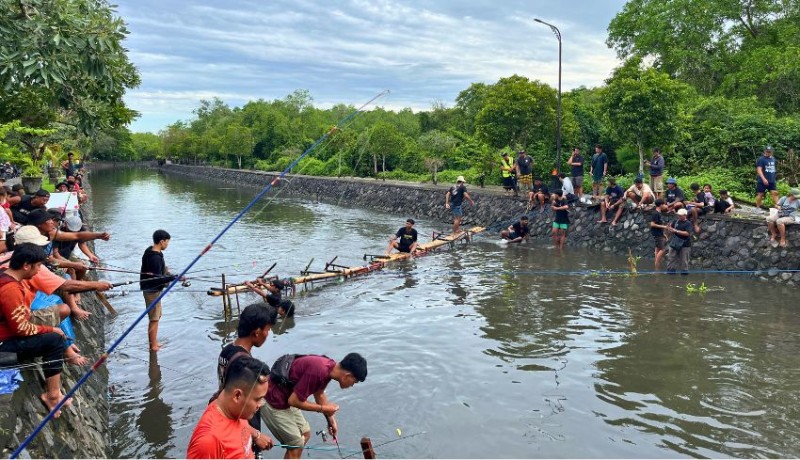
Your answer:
[65,215,83,232]
[14,226,49,246]
[677,208,688,216]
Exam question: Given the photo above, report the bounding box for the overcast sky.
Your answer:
[116,0,627,133]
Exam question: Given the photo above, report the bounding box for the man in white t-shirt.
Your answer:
[625,177,655,209]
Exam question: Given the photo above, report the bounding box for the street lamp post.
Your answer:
[534,18,562,189]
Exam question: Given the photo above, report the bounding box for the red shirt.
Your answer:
[186,402,254,459]
[0,273,54,341]
[266,355,334,410]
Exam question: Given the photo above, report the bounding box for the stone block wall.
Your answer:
[161,165,799,285]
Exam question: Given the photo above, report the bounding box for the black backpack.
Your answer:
[269,354,305,387]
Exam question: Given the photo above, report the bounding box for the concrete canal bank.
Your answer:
[159,164,800,285]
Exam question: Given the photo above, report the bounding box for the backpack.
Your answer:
[269,354,305,387]
[208,349,250,404]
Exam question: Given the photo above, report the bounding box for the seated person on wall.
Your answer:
[0,243,71,417]
[685,183,710,234]
[713,189,735,214]
[766,188,800,248]
[597,177,625,226]
[52,214,101,279]
[625,177,655,210]
[664,178,686,213]
[385,218,418,256]
[10,189,50,225]
[557,173,578,203]
[528,178,550,210]
[500,216,530,244]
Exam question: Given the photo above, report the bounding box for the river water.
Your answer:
[90,168,800,458]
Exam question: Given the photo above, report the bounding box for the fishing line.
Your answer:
[11,89,390,458]
[341,431,427,459]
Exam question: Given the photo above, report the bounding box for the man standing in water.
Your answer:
[140,229,177,352]
[385,218,418,256]
[262,353,367,459]
[445,176,474,234]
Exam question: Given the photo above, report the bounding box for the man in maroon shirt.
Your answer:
[262,353,367,459]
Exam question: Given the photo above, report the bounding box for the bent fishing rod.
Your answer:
[12,89,390,458]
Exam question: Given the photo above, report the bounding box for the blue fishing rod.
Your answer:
[11,89,390,458]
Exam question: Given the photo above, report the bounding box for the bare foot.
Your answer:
[770,236,776,242]
[611,221,618,226]
[40,393,74,418]
[779,241,787,247]
[72,306,91,321]
[65,345,88,366]
[149,343,162,352]
[597,220,607,223]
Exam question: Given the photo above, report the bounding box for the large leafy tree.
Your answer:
[602,59,689,174]
[607,0,800,112]
[0,0,141,137]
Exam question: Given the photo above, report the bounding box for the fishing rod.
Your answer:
[12,89,390,458]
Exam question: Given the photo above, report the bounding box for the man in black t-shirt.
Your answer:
[649,199,670,270]
[568,147,585,197]
[140,229,178,352]
[528,178,550,210]
[445,176,475,234]
[500,216,530,243]
[386,218,419,255]
[665,208,693,274]
[11,189,50,225]
[664,178,686,212]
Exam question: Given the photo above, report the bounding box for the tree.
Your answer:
[602,60,689,174]
[0,0,141,136]
[474,75,558,152]
[224,125,252,169]
[418,130,457,183]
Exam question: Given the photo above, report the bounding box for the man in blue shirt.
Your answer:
[597,177,625,225]
[755,145,779,209]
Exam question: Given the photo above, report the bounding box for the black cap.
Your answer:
[271,279,286,290]
[27,209,55,226]
[47,209,64,221]
[634,177,643,184]
[406,218,415,225]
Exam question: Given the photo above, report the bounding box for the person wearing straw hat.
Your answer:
[766,188,800,247]
[445,176,475,234]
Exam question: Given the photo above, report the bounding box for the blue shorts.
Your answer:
[451,205,463,217]
[756,181,776,193]
[31,292,75,346]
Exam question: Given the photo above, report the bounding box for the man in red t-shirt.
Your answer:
[262,353,367,459]
[0,243,70,417]
[187,357,273,459]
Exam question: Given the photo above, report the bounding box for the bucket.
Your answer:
[769,208,779,218]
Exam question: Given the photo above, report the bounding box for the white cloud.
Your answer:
[118,0,625,132]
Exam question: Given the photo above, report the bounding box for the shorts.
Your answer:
[654,235,666,250]
[143,291,163,321]
[502,176,516,189]
[766,215,795,225]
[508,232,520,240]
[572,176,583,187]
[553,222,569,230]
[650,175,664,193]
[756,181,777,193]
[397,245,412,253]
[261,402,311,447]
[30,304,62,327]
[451,205,463,217]
[518,174,533,189]
[592,174,604,184]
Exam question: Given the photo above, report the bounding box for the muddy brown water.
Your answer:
[90,168,799,458]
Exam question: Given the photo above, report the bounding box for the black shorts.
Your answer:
[398,245,412,253]
[502,177,516,189]
[756,181,777,193]
[654,236,666,250]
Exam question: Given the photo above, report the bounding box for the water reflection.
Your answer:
[136,352,174,457]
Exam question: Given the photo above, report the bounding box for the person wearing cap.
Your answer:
[756,145,779,209]
[500,216,530,244]
[590,144,608,198]
[643,148,665,199]
[514,150,534,191]
[499,151,518,196]
[245,277,287,308]
[10,189,49,225]
[625,177,655,210]
[261,353,368,459]
[766,188,800,247]
[53,214,100,273]
[568,147,585,197]
[664,178,686,212]
[597,177,625,225]
[55,182,69,193]
[665,208,693,274]
[445,176,474,234]
[385,218,418,256]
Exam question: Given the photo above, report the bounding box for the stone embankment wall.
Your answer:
[0,183,108,458]
[160,165,800,285]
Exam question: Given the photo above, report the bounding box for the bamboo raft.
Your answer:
[207,226,485,298]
